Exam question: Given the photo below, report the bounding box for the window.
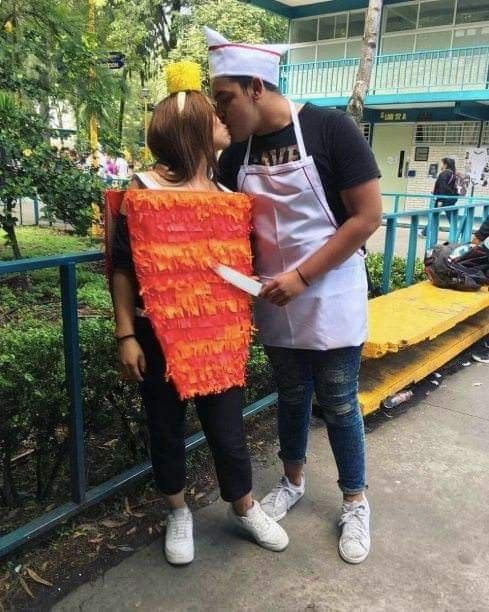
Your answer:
[415,123,446,143]
[418,0,455,28]
[346,40,362,58]
[385,5,418,32]
[415,30,452,51]
[414,122,479,145]
[362,123,371,142]
[456,0,489,25]
[317,42,346,60]
[482,122,489,146]
[290,9,368,64]
[290,19,317,43]
[318,13,347,40]
[452,25,489,48]
[382,34,415,54]
[335,13,348,38]
[348,11,366,38]
[318,16,335,40]
[460,122,481,145]
[289,46,316,63]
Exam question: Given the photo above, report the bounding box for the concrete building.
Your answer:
[247,0,489,208]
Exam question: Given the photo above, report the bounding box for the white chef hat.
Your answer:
[204,26,289,87]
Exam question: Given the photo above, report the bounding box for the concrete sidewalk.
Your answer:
[55,362,489,612]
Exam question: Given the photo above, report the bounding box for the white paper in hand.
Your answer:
[213,264,262,297]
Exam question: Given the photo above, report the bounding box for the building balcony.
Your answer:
[280,45,489,106]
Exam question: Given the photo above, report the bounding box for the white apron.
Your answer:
[237,100,368,350]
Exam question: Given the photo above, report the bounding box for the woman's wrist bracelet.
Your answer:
[296,266,310,287]
[115,333,136,343]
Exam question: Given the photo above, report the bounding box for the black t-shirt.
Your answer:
[218,103,380,225]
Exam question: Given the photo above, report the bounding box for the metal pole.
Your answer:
[60,263,86,504]
[33,193,39,225]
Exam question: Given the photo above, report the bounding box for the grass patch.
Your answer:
[0,226,97,261]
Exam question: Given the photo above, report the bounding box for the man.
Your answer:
[205,27,383,564]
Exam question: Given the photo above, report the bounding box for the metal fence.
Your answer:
[380,194,489,293]
[280,45,489,99]
[1,193,489,558]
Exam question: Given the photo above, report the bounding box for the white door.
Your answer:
[372,123,414,210]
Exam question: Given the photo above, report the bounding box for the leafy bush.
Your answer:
[0,315,145,507]
[0,92,103,259]
[366,252,426,293]
[33,157,104,237]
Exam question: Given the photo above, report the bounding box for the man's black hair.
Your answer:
[228,75,279,93]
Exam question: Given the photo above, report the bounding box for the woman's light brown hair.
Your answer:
[147,91,217,183]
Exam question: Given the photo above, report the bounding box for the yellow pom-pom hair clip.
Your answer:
[165,61,202,114]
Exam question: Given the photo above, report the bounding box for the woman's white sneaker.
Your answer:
[260,475,305,521]
[165,506,194,565]
[228,500,289,551]
[338,496,371,564]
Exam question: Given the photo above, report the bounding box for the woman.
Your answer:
[421,157,458,237]
[433,157,458,208]
[110,62,288,566]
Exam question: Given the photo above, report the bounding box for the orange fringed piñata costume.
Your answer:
[121,189,253,400]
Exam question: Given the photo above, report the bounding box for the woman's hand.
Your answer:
[259,270,308,307]
[118,337,146,382]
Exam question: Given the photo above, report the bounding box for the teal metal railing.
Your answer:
[1,192,489,557]
[281,45,489,99]
[380,194,489,293]
[0,253,277,558]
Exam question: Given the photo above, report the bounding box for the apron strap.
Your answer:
[243,100,307,165]
[288,99,307,161]
[135,171,164,189]
[243,135,253,166]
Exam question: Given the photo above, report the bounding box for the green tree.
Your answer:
[0,91,48,258]
[169,0,288,85]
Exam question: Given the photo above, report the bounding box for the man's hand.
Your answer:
[118,337,147,382]
[259,270,307,306]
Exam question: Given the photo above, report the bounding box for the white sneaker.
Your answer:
[472,348,489,363]
[228,500,289,552]
[165,506,194,565]
[338,496,371,564]
[260,475,305,521]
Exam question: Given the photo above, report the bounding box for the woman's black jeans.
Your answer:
[134,316,252,503]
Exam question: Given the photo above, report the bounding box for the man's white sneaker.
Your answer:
[260,475,305,521]
[165,506,194,565]
[338,496,371,564]
[228,500,289,552]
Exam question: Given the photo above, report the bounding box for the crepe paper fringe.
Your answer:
[166,61,202,94]
[124,190,253,399]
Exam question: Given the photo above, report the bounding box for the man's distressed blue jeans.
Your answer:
[264,344,366,495]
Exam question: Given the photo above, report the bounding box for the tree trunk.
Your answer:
[7,225,22,260]
[1,440,19,507]
[117,67,129,150]
[1,194,23,259]
[346,0,383,126]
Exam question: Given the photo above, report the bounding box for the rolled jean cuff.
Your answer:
[338,480,368,495]
[278,450,307,465]
[223,487,252,504]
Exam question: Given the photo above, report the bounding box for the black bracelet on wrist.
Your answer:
[115,333,136,343]
[296,267,310,287]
